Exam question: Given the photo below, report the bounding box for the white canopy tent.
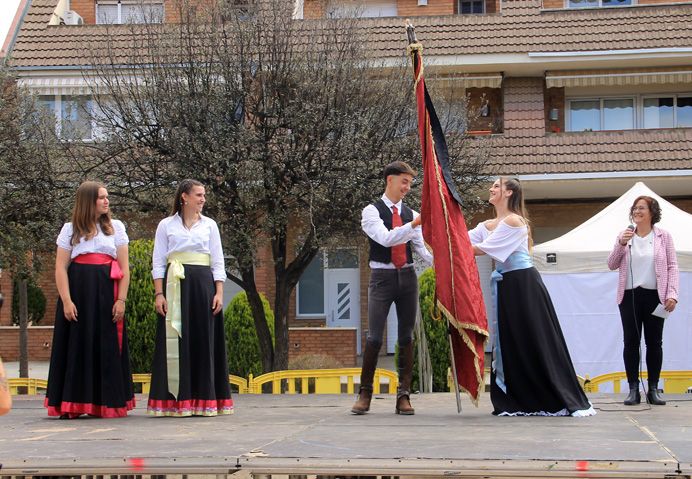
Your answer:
[532,182,692,388]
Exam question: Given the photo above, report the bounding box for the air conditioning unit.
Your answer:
[63,10,84,25]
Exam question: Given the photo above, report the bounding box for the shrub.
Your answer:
[126,239,157,373]
[12,276,46,325]
[395,268,451,392]
[417,268,454,392]
[224,292,274,378]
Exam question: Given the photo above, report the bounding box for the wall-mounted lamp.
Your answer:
[549,107,559,121]
[480,103,489,117]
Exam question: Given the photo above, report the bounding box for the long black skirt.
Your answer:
[45,262,135,418]
[490,267,594,416]
[147,264,232,416]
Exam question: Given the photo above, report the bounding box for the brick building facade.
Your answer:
[3,0,692,363]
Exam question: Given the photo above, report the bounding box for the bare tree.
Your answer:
[0,64,72,379]
[85,0,491,371]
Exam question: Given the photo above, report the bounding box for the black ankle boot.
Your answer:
[624,382,641,406]
[646,383,666,405]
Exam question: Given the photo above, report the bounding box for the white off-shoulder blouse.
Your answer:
[468,221,529,263]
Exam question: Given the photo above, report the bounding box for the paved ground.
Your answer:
[2,392,691,478]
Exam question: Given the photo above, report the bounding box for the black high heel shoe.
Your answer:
[624,383,641,406]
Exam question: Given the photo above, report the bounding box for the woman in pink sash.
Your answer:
[45,181,135,418]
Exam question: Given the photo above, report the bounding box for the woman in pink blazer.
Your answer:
[607,195,679,406]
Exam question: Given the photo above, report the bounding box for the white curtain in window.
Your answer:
[569,100,600,132]
[643,97,674,129]
[61,96,93,140]
[328,1,397,18]
[121,3,164,23]
[96,4,118,24]
[603,99,634,130]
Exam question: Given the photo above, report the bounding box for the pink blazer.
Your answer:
[607,226,679,305]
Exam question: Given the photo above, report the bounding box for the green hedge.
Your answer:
[126,239,157,373]
[12,276,46,325]
[395,268,451,392]
[417,268,453,392]
[224,292,274,378]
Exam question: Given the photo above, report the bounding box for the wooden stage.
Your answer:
[2,392,691,478]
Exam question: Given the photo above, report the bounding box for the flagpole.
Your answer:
[447,319,463,413]
[406,19,463,414]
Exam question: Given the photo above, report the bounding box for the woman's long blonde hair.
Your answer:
[500,177,533,249]
[70,181,113,246]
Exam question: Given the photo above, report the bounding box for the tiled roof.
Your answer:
[488,129,692,175]
[9,0,692,67]
[490,78,692,175]
[8,1,692,176]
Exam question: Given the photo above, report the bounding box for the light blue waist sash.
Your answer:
[490,251,533,393]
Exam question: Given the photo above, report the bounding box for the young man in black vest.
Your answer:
[352,161,433,415]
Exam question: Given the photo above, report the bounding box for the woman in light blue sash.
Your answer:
[469,177,595,417]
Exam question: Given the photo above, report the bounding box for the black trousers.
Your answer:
[618,287,665,385]
[366,267,418,347]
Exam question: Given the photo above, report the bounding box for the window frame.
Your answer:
[641,94,692,129]
[96,0,165,25]
[296,250,326,319]
[566,96,636,132]
[38,94,96,142]
[566,92,692,132]
[458,0,485,14]
[566,0,634,8]
[295,247,359,319]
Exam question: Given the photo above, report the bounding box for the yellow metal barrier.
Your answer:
[8,378,48,395]
[583,370,692,394]
[131,373,248,394]
[229,374,249,394]
[11,369,394,396]
[131,373,152,394]
[248,368,398,394]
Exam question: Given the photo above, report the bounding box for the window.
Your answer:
[458,0,484,14]
[568,0,631,7]
[61,96,93,140]
[643,96,692,129]
[567,98,634,132]
[296,248,359,317]
[297,251,325,316]
[96,1,164,24]
[36,95,94,141]
[327,1,397,18]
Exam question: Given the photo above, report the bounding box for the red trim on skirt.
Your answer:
[147,398,234,416]
[44,396,136,418]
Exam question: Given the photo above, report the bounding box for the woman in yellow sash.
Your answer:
[148,179,233,416]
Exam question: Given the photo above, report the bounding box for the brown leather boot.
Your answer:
[395,341,415,415]
[351,340,381,415]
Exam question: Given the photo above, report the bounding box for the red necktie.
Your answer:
[391,205,407,269]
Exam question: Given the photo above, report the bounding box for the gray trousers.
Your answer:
[366,267,418,347]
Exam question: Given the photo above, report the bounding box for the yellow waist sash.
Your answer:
[165,251,211,399]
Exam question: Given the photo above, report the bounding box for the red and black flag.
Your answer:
[407,31,489,404]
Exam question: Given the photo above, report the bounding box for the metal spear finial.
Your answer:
[405,19,417,45]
